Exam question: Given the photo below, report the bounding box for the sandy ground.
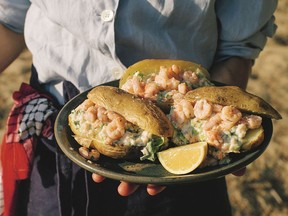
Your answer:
[0,1,288,215]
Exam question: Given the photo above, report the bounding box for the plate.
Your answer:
[54,81,273,185]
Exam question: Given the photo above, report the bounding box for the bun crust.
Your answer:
[241,126,265,151]
[185,86,282,120]
[87,86,174,137]
[69,86,173,160]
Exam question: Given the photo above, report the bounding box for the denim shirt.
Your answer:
[0,0,278,104]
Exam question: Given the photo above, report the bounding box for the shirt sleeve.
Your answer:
[0,0,30,33]
[215,0,278,62]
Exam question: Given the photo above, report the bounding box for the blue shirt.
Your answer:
[0,0,278,104]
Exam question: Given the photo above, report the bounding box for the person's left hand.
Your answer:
[92,173,166,196]
[232,167,246,176]
[210,57,252,179]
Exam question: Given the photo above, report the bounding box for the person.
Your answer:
[0,0,278,215]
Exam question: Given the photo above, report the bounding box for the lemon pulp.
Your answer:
[157,142,208,175]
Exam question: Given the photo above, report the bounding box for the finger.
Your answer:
[147,184,166,196]
[232,167,246,177]
[92,173,106,183]
[118,181,139,196]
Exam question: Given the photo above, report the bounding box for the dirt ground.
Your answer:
[0,1,287,215]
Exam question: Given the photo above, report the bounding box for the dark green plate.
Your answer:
[54,81,273,185]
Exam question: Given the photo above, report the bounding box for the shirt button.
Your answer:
[111,67,123,79]
[101,10,114,22]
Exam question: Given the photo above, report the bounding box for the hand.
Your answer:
[210,57,253,178]
[209,57,253,90]
[92,173,166,196]
[232,167,246,177]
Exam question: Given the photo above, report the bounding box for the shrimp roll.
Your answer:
[169,86,282,165]
[119,59,213,112]
[68,86,174,161]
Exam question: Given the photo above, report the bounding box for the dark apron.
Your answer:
[17,65,232,216]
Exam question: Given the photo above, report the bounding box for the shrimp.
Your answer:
[105,117,126,142]
[171,106,186,126]
[205,129,223,148]
[97,107,109,122]
[167,77,180,90]
[194,99,213,120]
[85,105,98,122]
[241,115,262,129]
[220,106,242,124]
[121,78,134,93]
[172,92,185,103]
[182,71,199,85]
[167,64,181,80]
[155,66,169,89]
[220,120,235,131]
[132,76,145,96]
[178,83,189,95]
[203,113,222,131]
[144,82,160,99]
[180,99,194,119]
[171,99,194,126]
[212,104,224,113]
[107,111,123,121]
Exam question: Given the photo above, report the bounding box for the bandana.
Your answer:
[1,83,57,216]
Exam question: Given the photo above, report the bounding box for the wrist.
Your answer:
[209,57,253,90]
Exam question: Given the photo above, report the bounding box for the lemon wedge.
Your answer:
[157,142,208,175]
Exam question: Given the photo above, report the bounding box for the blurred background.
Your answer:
[0,1,287,215]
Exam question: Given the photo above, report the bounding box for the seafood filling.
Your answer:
[69,99,166,161]
[169,98,262,162]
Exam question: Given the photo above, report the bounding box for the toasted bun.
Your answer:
[119,59,210,88]
[241,126,265,151]
[185,86,282,120]
[69,86,173,160]
[68,115,142,159]
[87,86,174,137]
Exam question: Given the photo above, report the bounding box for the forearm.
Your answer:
[0,24,26,73]
[209,57,253,90]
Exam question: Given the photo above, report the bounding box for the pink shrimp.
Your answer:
[84,105,98,122]
[132,76,145,96]
[121,78,134,93]
[182,71,199,85]
[241,115,262,129]
[167,64,181,80]
[155,66,169,89]
[105,117,126,142]
[97,107,109,122]
[178,83,189,95]
[193,99,213,120]
[203,113,222,131]
[144,82,160,99]
[171,99,194,126]
[205,129,223,148]
[166,77,180,90]
[221,106,242,124]
[212,104,224,113]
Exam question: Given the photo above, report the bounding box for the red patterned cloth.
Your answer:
[1,83,56,216]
